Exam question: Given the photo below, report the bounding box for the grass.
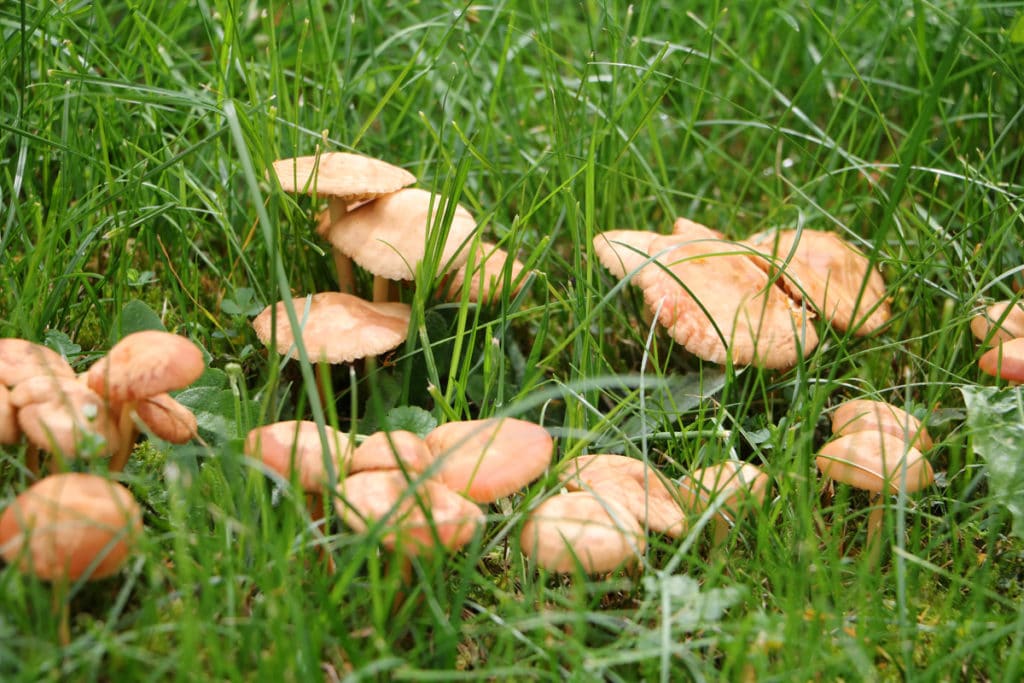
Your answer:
[2,0,1024,679]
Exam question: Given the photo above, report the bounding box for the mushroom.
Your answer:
[423,417,554,504]
[678,462,769,545]
[324,188,479,302]
[978,337,1024,383]
[831,398,932,451]
[133,393,199,445]
[592,230,662,282]
[441,241,529,305]
[0,385,19,446]
[520,491,645,574]
[349,430,435,474]
[970,300,1024,346]
[272,152,416,294]
[0,338,76,388]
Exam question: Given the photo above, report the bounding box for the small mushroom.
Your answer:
[978,338,1024,383]
[441,241,529,305]
[0,339,76,388]
[831,398,932,451]
[350,430,435,474]
[244,420,353,492]
[592,230,662,282]
[970,300,1024,346]
[133,393,198,445]
[679,462,769,545]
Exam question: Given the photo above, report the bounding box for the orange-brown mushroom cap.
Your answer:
[0,339,76,388]
[86,331,205,403]
[245,420,353,491]
[679,462,769,517]
[350,430,435,474]
[816,432,934,495]
[592,230,662,282]
[134,393,198,444]
[17,388,122,458]
[979,338,1024,383]
[0,473,142,582]
[831,399,932,451]
[971,301,1024,345]
[271,152,416,203]
[443,242,528,304]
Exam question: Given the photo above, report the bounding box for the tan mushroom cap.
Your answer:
[245,420,353,492]
[592,230,662,281]
[679,462,769,515]
[272,152,415,203]
[334,470,484,556]
[443,242,528,304]
[520,492,645,574]
[831,399,932,451]
[350,430,435,474]
[252,293,411,364]
[672,217,726,238]
[816,431,934,495]
[424,417,554,503]
[17,388,121,458]
[325,188,478,281]
[0,385,18,445]
[133,393,198,444]
[743,229,890,336]
[9,374,94,409]
[971,301,1024,345]
[559,454,687,538]
[978,338,1024,383]
[0,339,76,387]
[0,472,142,582]
[86,331,205,404]
[637,227,819,369]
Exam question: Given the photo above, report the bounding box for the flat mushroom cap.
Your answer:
[87,331,205,403]
[443,242,528,304]
[350,430,435,474]
[424,417,554,503]
[252,293,411,363]
[245,420,353,491]
[592,230,662,282]
[17,389,121,458]
[559,454,687,538]
[0,472,142,582]
[134,393,198,444]
[334,470,484,556]
[678,462,769,515]
[325,188,478,281]
[272,152,415,203]
[637,229,819,369]
[743,229,890,336]
[520,492,645,574]
[971,301,1024,345]
[0,386,18,445]
[978,338,1024,383]
[0,339,76,387]
[816,431,934,495]
[831,399,932,451]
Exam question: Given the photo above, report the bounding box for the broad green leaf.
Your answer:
[116,299,166,340]
[1012,12,1024,43]
[960,385,1024,537]
[383,406,437,437]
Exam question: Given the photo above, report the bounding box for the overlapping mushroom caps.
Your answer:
[970,300,1024,346]
[245,420,353,492]
[978,338,1024,383]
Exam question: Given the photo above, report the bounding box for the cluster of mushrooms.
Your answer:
[972,299,1024,383]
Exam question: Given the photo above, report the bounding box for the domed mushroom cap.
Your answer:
[0,385,18,445]
[743,229,890,336]
[272,152,415,203]
[637,228,819,369]
[831,399,932,451]
[134,393,198,444]
[252,293,411,364]
[0,339,76,387]
[978,337,1024,383]
[334,470,484,556]
[424,417,554,503]
[245,420,353,491]
[559,454,687,538]
[972,301,1024,346]
[87,331,205,403]
[10,374,94,409]
[672,217,726,238]
[520,492,645,574]
[592,230,661,281]
[443,242,528,304]
[0,473,142,582]
[679,462,769,515]
[816,432,934,495]
[325,188,478,281]
[350,430,435,474]
[17,387,121,458]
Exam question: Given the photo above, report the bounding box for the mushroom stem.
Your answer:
[53,580,71,646]
[390,553,413,615]
[328,199,356,295]
[372,276,392,303]
[26,444,40,479]
[307,492,336,575]
[865,495,884,564]
[109,403,138,473]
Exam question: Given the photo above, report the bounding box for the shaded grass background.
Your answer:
[1,0,1023,679]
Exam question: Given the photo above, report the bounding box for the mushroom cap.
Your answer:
[244,420,353,492]
[978,338,1024,383]
[443,242,528,304]
[678,462,769,516]
[520,492,645,574]
[0,473,142,582]
[637,229,819,369]
[424,417,554,503]
[0,385,18,445]
[972,302,1024,346]
[252,293,411,364]
[334,470,484,556]
[831,399,932,451]
[324,188,478,281]
[17,388,121,458]
[86,331,205,403]
[592,230,662,281]
[558,454,687,538]
[133,393,198,444]
[816,432,934,494]
[350,430,435,474]
[10,374,94,409]
[0,339,76,387]
[672,217,726,238]
[272,152,415,202]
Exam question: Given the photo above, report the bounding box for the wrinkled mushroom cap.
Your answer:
[971,301,1024,345]
[245,421,353,491]
[0,473,142,582]
[592,230,661,282]
[679,462,769,516]
[252,293,411,364]
[637,228,819,369]
[424,417,554,503]
[134,393,198,444]
[350,430,435,474]
[559,454,687,538]
[272,152,415,203]
[744,229,890,336]
[0,339,76,387]
[978,338,1024,383]
[87,331,205,404]
[520,492,645,574]
[325,188,478,281]
[831,398,932,451]
[443,242,528,304]
[334,470,484,556]
[816,431,934,495]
